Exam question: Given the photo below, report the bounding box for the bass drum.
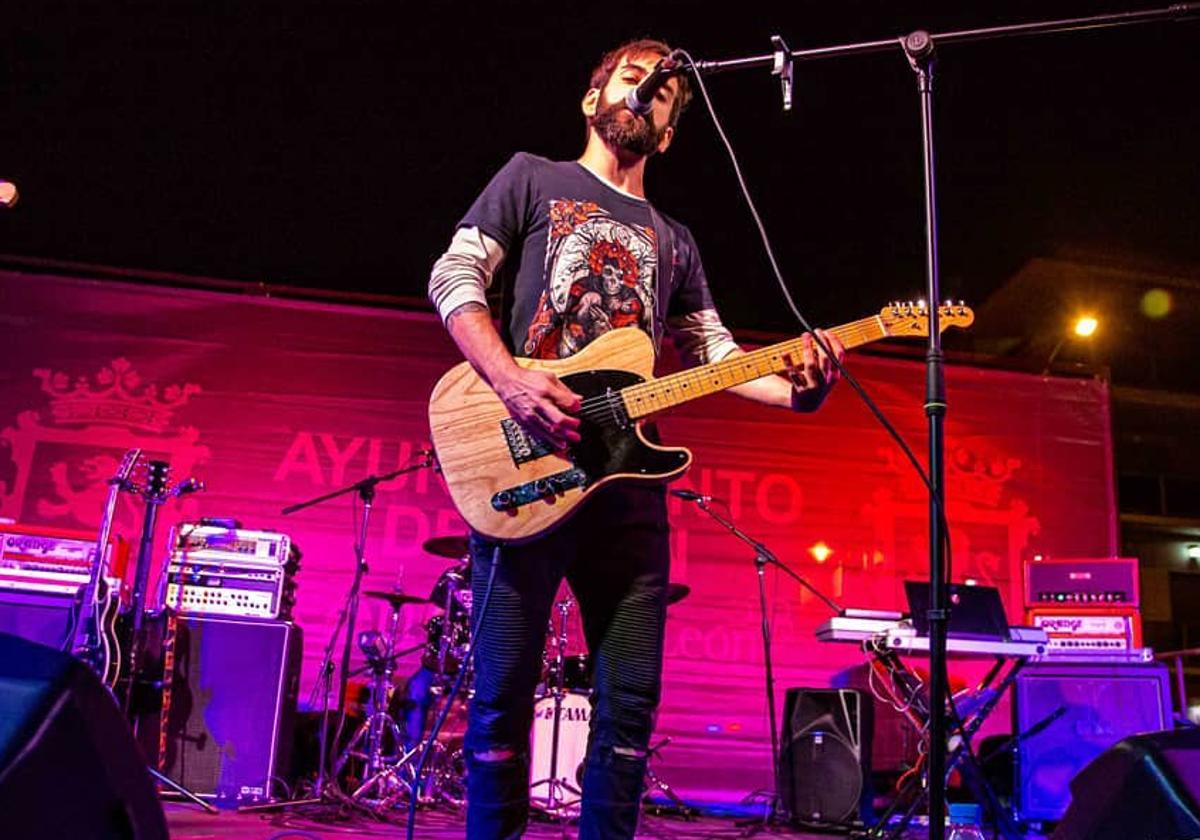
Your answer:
[543,653,591,693]
[529,692,591,816]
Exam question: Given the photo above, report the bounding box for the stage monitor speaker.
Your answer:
[139,615,302,805]
[1013,661,1171,823]
[0,632,168,840]
[833,663,920,772]
[1051,728,1200,840]
[777,687,872,825]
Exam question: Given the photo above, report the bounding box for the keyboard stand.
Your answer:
[861,635,1026,840]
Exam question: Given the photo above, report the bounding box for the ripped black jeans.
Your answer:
[464,484,670,840]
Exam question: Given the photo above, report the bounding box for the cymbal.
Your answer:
[423,535,470,559]
[364,590,430,607]
[666,583,691,606]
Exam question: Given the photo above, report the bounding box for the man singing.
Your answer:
[428,37,845,840]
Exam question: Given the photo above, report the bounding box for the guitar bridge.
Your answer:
[491,468,589,511]
[501,418,557,465]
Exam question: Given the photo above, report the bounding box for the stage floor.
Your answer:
[163,803,1049,839]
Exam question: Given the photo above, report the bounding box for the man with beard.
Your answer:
[427,38,844,839]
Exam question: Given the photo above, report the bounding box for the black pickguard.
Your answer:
[558,369,689,484]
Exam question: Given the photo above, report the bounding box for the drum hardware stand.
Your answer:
[371,562,476,810]
[678,493,844,835]
[248,452,436,813]
[642,737,697,820]
[530,595,584,820]
[430,561,468,692]
[333,602,413,804]
[688,6,1198,836]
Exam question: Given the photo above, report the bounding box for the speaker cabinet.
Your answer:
[778,687,873,825]
[1052,728,1200,840]
[139,615,302,805]
[0,589,75,649]
[833,663,920,772]
[0,632,168,840]
[1013,662,1171,823]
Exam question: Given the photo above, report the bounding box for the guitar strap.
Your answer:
[646,203,676,356]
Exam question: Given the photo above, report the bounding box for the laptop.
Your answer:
[903,581,1011,641]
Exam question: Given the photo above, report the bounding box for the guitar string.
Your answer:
[571,331,844,420]
[574,332,850,421]
[561,309,950,427]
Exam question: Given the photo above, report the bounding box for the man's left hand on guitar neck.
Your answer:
[726,328,846,413]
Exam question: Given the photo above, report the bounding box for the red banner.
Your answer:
[1,269,1116,802]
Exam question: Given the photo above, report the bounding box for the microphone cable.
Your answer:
[675,46,982,762]
[673,48,954,580]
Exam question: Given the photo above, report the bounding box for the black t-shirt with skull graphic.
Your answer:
[459,152,716,360]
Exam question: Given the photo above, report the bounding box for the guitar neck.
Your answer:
[69,483,117,652]
[620,314,889,419]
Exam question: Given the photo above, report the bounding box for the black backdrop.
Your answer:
[1,1,1197,335]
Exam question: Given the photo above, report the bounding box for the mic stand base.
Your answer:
[151,767,218,813]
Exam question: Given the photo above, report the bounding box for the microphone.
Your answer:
[624,52,684,116]
[0,180,18,209]
[670,489,712,503]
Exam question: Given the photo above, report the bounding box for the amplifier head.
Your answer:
[1024,556,1139,608]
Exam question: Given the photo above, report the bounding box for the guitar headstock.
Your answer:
[137,459,172,502]
[879,300,975,338]
[113,448,142,486]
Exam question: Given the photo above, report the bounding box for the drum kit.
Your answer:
[334,534,693,820]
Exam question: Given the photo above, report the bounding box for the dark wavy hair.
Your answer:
[588,38,692,128]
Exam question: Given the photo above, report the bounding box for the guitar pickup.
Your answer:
[491,468,589,511]
[500,418,557,465]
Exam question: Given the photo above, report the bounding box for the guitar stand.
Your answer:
[862,638,1025,840]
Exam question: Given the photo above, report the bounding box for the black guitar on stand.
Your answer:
[117,457,214,812]
[69,447,141,688]
[117,459,203,715]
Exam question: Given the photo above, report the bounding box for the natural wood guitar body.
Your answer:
[429,303,973,543]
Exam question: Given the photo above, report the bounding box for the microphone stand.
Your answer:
[687,6,1198,837]
[258,452,436,810]
[683,494,843,832]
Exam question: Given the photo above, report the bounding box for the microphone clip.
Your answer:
[770,35,794,112]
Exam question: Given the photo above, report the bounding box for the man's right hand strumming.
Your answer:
[492,367,581,450]
[445,301,582,450]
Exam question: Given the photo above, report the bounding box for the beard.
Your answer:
[589,98,666,157]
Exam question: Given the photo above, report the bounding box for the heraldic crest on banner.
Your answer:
[0,358,210,530]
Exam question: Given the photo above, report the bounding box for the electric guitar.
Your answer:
[429,301,974,543]
[70,447,141,687]
[116,458,173,713]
